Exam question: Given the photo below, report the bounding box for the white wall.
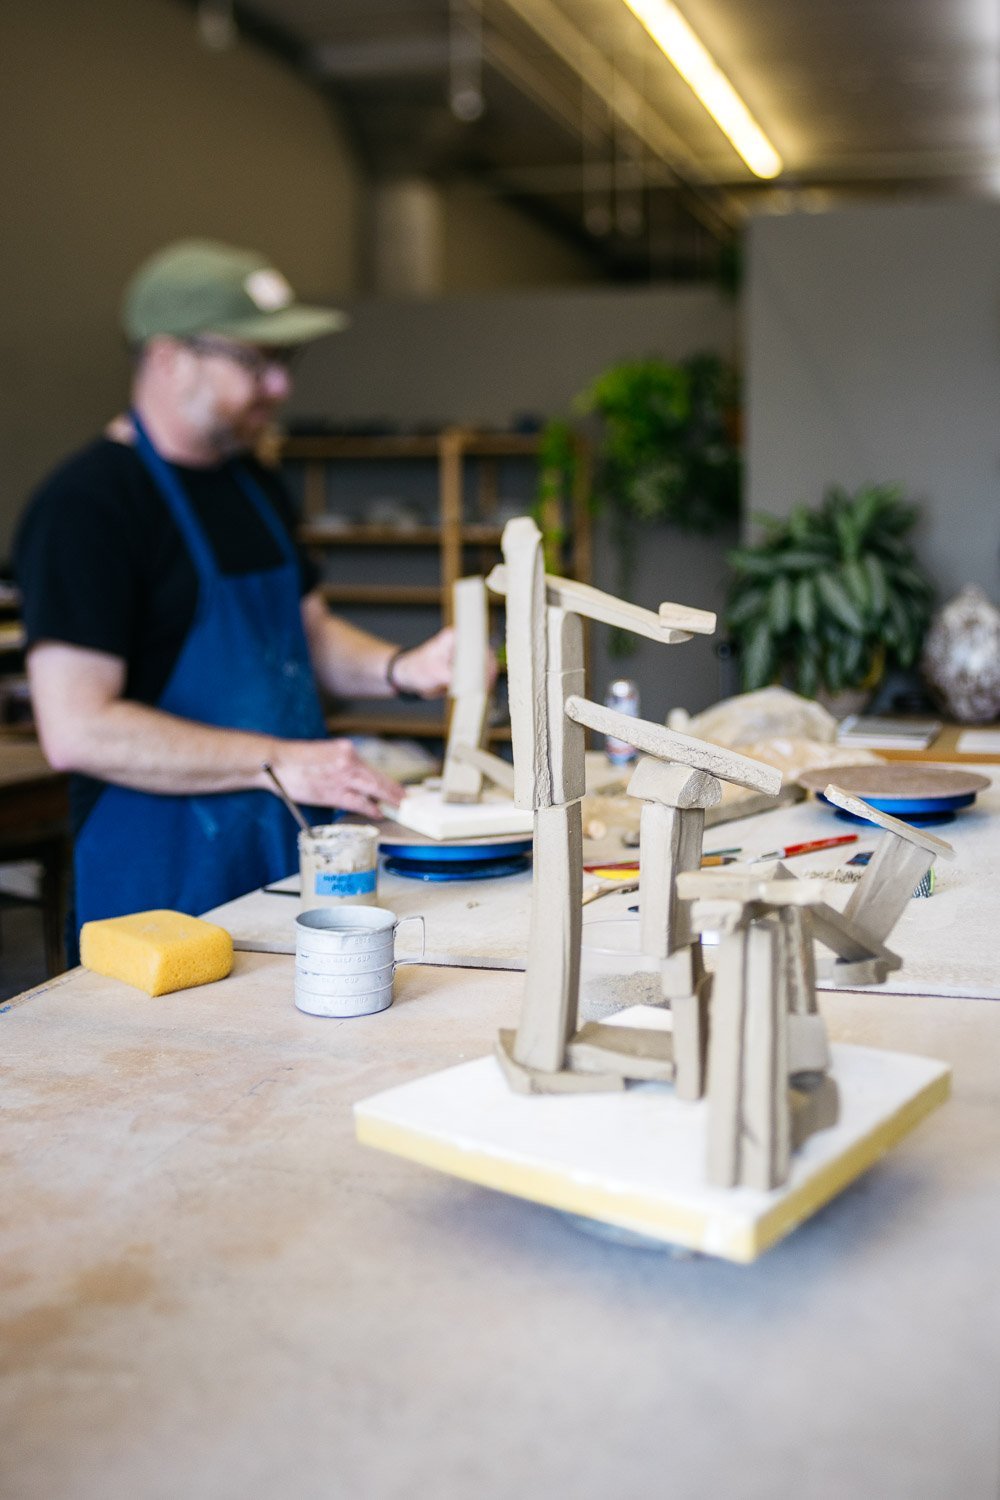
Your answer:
[746,200,1000,602]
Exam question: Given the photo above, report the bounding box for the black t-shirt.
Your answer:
[13,437,320,831]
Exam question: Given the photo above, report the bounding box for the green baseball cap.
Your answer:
[122,239,348,346]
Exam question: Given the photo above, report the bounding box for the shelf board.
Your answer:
[320,584,443,606]
[328,712,445,738]
[458,434,543,457]
[287,436,442,459]
[300,524,504,548]
[327,713,511,741]
[283,432,544,461]
[0,622,26,653]
[461,525,506,545]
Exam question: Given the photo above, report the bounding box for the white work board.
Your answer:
[356,1006,950,1264]
[206,763,1000,1002]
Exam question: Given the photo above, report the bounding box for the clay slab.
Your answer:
[797,763,991,801]
[390,787,534,840]
[355,1007,950,1264]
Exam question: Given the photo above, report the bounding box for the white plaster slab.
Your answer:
[957,728,1000,754]
[389,787,534,840]
[355,1006,950,1264]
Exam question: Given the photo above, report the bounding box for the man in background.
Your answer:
[15,240,456,946]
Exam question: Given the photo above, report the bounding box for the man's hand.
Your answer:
[267,739,404,820]
[303,597,498,702]
[27,641,405,816]
[390,626,498,699]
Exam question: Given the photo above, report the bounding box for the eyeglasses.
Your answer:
[182,335,299,380]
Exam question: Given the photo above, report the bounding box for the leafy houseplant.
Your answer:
[537,354,741,656]
[725,484,934,698]
[534,417,577,573]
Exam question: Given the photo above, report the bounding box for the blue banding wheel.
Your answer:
[384,853,530,882]
[818,790,976,826]
[380,836,533,864]
[798,763,989,828]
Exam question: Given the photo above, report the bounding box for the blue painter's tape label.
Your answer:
[314,870,377,896]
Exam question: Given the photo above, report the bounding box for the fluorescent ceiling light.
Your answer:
[623,0,782,179]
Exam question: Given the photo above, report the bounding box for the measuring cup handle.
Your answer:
[394,914,425,961]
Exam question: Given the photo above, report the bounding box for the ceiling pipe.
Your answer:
[450,0,486,120]
[370,178,446,297]
[314,36,455,79]
[485,29,606,145]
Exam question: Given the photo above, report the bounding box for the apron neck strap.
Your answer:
[129,410,295,572]
[129,409,217,581]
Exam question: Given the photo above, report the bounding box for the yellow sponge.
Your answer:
[80,909,234,996]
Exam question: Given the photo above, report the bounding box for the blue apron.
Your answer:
[72,413,329,936]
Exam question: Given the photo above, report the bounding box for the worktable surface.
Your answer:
[4,923,1000,1498]
[212,763,1000,1001]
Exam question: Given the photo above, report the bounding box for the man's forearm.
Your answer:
[46,697,279,794]
[301,592,457,700]
[28,639,407,817]
[302,599,396,698]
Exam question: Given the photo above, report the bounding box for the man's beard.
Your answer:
[180,384,265,461]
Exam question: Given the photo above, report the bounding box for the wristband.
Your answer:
[386,646,420,701]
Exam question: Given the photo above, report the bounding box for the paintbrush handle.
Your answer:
[261,762,311,835]
[780,835,857,857]
[756,834,858,861]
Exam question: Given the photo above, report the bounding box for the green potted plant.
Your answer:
[537,354,741,653]
[534,417,577,573]
[725,483,934,704]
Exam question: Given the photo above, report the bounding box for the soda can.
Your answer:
[604,677,640,765]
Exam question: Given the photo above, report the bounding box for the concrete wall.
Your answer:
[746,200,1000,602]
[290,284,736,434]
[289,285,739,716]
[440,184,596,292]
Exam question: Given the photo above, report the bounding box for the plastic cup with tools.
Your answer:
[298,822,380,909]
[294,906,425,1017]
[579,917,661,1016]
